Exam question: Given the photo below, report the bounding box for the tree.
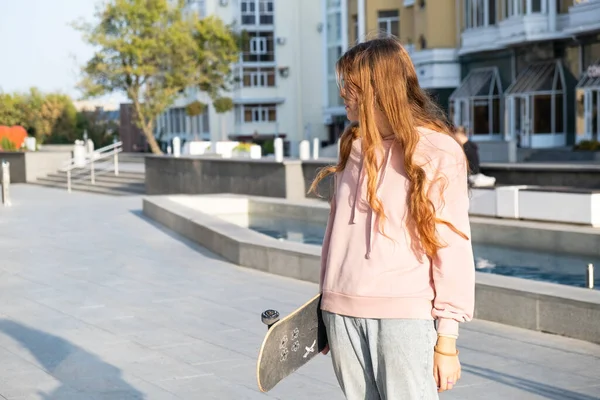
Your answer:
[75,0,240,154]
[0,89,77,144]
[0,93,25,127]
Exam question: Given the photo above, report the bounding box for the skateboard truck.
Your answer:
[261,309,280,329]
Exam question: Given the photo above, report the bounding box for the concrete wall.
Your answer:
[481,163,600,189]
[145,155,308,200]
[147,155,600,199]
[0,151,70,183]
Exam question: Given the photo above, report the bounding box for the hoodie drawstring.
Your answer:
[351,142,394,259]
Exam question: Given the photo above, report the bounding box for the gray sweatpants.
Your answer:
[322,311,439,400]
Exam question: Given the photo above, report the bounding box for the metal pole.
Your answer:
[91,159,95,184]
[587,264,595,289]
[1,160,11,206]
[114,150,119,176]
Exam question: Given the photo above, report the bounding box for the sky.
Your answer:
[0,0,126,103]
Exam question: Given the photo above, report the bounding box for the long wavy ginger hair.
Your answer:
[310,38,468,259]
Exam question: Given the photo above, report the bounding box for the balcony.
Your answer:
[564,0,600,34]
[460,13,571,55]
[410,49,461,89]
[460,25,501,55]
[497,13,568,46]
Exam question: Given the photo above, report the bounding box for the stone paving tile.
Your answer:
[0,185,599,399]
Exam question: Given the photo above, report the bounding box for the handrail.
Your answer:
[61,140,123,192]
[61,141,123,172]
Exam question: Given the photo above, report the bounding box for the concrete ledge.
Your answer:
[142,195,321,284]
[0,151,71,183]
[470,217,600,258]
[142,194,600,345]
[475,273,600,344]
[481,162,600,189]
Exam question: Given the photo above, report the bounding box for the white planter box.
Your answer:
[185,141,211,155]
[518,190,600,227]
[469,188,496,217]
[215,141,239,159]
[496,186,529,219]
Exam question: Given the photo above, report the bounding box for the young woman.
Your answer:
[311,38,475,399]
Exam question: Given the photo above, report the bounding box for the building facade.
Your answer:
[157,0,326,155]
[322,0,462,144]
[452,0,600,149]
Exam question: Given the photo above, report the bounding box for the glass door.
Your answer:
[511,96,531,147]
[457,99,470,133]
[590,89,599,141]
[519,96,531,148]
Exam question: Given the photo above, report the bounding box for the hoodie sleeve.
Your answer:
[319,179,337,292]
[429,142,475,337]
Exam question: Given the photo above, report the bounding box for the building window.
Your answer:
[487,0,496,24]
[241,0,274,25]
[242,104,277,123]
[378,10,400,38]
[259,0,274,25]
[449,68,503,137]
[327,12,342,44]
[241,0,256,24]
[243,32,275,62]
[242,67,276,87]
[186,0,206,17]
[466,0,497,29]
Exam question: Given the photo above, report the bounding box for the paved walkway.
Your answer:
[0,185,599,400]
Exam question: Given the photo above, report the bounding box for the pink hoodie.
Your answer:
[319,127,475,336]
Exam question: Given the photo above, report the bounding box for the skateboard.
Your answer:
[256,293,328,393]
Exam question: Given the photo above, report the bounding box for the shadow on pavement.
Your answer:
[0,319,145,399]
[462,363,597,400]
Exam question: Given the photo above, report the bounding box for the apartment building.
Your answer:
[322,0,461,144]
[452,0,600,149]
[157,0,326,155]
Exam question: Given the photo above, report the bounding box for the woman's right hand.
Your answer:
[321,344,330,355]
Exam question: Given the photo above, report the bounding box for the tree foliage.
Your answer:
[75,0,240,154]
[0,89,77,144]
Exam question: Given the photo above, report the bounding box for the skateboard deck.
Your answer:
[256,293,328,393]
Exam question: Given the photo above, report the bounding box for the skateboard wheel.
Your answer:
[261,309,280,326]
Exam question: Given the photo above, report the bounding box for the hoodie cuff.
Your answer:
[437,318,459,337]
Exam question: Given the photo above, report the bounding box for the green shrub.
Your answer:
[0,137,17,151]
[262,139,274,155]
[574,140,600,151]
[234,142,253,152]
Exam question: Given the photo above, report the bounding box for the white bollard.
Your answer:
[587,264,595,289]
[86,139,95,158]
[299,140,311,161]
[312,138,320,159]
[1,160,11,206]
[173,136,181,158]
[25,137,36,151]
[337,138,341,158]
[274,138,284,162]
[73,141,86,167]
[250,145,262,159]
[167,145,172,155]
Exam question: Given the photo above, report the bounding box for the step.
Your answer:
[53,170,145,180]
[37,177,145,193]
[46,173,145,185]
[30,181,144,196]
